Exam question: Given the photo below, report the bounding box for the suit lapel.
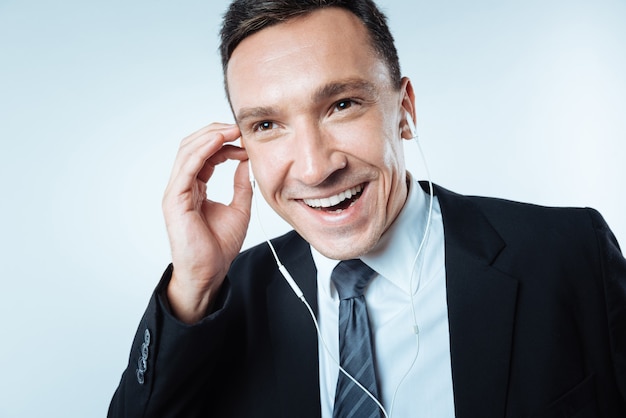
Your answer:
[265,232,321,417]
[434,185,519,418]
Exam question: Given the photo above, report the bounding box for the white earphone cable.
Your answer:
[388,125,434,416]
[249,169,389,417]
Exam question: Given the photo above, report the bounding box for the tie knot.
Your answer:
[331,259,377,300]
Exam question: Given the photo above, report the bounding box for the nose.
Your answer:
[290,121,346,186]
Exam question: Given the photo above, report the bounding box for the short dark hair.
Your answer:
[219,0,401,90]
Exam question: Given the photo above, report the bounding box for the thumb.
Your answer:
[231,159,253,216]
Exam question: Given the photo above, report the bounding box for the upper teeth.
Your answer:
[303,184,363,208]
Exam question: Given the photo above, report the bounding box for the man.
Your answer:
[108,0,626,417]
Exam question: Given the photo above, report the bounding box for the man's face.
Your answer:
[227,7,415,259]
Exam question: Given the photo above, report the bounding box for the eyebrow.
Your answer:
[313,78,379,103]
[235,78,379,123]
[236,105,277,125]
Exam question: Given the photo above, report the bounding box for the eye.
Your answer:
[334,99,355,112]
[255,121,278,132]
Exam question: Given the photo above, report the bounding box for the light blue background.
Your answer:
[1,0,624,416]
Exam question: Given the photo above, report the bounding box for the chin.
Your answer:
[308,233,379,260]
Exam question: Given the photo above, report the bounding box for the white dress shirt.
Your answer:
[312,177,455,418]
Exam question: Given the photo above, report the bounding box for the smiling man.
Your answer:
[108,1,626,417]
[229,7,411,261]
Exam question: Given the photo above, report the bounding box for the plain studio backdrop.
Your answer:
[0,0,624,416]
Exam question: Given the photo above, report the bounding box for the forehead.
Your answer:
[225,7,391,109]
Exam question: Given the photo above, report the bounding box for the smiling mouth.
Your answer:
[302,184,364,212]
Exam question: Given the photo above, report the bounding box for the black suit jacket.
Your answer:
[109,184,626,417]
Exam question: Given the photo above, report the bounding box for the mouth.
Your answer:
[302,184,364,213]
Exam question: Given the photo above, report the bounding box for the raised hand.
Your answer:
[162,123,252,323]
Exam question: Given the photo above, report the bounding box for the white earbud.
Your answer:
[248,159,256,189]
[406,112,417,139]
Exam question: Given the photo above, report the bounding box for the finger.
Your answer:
[198,145,249,183]
[230,158,253,217]
[167,124,241,190]
[172,125,236,182]
[180,123,240,148]
[172,124,240,177]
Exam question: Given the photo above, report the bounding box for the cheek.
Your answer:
[383,134,406,170]
[354,119,404,171]
[379,109,406,168]
[248,149,290,201]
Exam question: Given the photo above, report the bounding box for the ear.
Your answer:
[399,77,417,140]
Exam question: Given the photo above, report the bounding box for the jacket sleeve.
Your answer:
[107,264,240,418]
[589,208,626,402]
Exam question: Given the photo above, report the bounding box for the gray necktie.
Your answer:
[331,259,383,418]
